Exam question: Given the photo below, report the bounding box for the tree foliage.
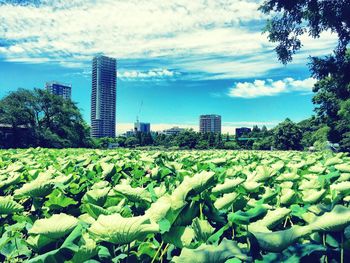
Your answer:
[0,88,91,148]
[273,119,303,150]
[260,0,350,152]
[260,0,350,64]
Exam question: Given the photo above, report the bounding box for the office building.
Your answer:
[235,127,252,138]
[163,126,184,136]
[91,55,117,138]
[45,81,71,100]
[199,114,221,133]
[134,120,151,133]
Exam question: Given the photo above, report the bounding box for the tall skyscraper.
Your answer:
[91,55,117,138]
[199,114,221,133]
[45,81,71,100]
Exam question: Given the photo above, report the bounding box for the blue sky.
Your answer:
[0,0,338,134]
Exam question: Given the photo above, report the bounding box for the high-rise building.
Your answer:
[91,55,117,138]
[45,81,71,100]
[199,114,221,133]
[235,127,252,138]
[134,120,151,133]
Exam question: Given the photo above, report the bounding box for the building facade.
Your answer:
[199,114,221,133]
[134,120,151,133]
[91,55,117,138]
[45,82,72,100]
[235,127,252,138]
[162,126,184,136]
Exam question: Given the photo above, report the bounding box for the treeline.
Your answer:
[0,88,348,152]
[93,117,334,151]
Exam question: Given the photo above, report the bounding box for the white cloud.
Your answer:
[118,68,178,80]
[0,0,339,79]
[228,77,316,98]
[0,1,263,58]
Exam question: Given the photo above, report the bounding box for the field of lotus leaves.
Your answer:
[1,148,350,262]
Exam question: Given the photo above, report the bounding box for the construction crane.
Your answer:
[136,100,143,123]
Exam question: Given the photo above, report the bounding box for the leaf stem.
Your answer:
[323,233,328,263]
[151,241,163,263]
[160,243,169,263]
[127,243,130,263]
[200,203,204,220]
[341,232,344,263]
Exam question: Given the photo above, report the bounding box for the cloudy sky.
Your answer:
[0,0,338,134]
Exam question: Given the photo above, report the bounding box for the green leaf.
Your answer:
[250,225,312,252]
[0,172,21,189]
[0,196,23,214]
[28,213,79,239]
[249,208,291,233]
[14,174,54,198]
[172,238,250,263]
[88,214,159,245]
[71,233,98,263]
[83,203,112,220]
[159,218,171,234]
[100,162,116,179]
[82,187,110,206]
[45,189,78,209]
[310,205,350,232]
[207,224,230,245]
[214,192,239,210]
[228,205,267,225]
[114,184,151,203]
[26,235,56,251]
[162,226,195,248]
[192,217,215,242]
[212,178,244,194]
[335,164,350,173]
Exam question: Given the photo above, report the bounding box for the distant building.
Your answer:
[235,127,252,138]
[91,55,117,138]
[163,126,184,136]
[199,114,221,133]
[0,124,30,148]
[134,120,150,133]
[45,81,71,100]
[125,130,135,137]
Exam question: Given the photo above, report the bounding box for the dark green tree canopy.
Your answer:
[260,0,350,64]
[0,88,91,148]
[273,118,303,150]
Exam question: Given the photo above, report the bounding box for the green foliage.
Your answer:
[273,118,303,150]
[0,88,91,148]
[0,148,349,262]
[260,0,350,64]
[260,1,350,152]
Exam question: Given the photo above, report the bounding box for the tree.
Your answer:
[252,136,273,150]
[0,89,36,147]
[215,133,224,148]
[137,132,154,146]
[0,88,91,148]
[260,0,350,152]
[125,137,138,147]
[337,99,350,151]
[273,119,303,150]
[260,0,350,64]
[223,141,240,150]
[176,130,198,149]
[310,52,350,151]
